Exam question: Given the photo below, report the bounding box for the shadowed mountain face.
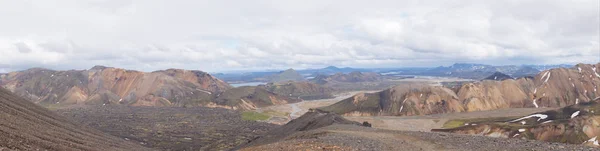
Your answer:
[433,99,600,147]
[0,87,146,150]
[484,72,513,81]
[0,66,232,107]
[322,63,600,116]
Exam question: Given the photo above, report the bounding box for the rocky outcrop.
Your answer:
[433,99,600,147]
[260,81,334,100]
[322,63,600,116]
[0,66,232,107]
[0,87,145,150]
[238,109,361,149]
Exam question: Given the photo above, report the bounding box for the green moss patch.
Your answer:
[241,111,270,121]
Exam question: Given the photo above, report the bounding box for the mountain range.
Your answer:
[321,63,600,116]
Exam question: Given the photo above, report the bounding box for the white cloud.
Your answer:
[0,0,598,73]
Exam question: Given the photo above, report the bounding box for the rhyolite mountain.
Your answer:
[433,99,600,147]
[0,66,301,110]
[0,66,231,107]
[0,87,146,150]
[321,63,600,116]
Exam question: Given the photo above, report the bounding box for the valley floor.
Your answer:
[57,106,276,151]
[241,124,594,151]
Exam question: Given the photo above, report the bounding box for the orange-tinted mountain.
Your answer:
[322,63,600,116]
[0,66,231,107]
[0,87,146,150]
[433,99,600,147]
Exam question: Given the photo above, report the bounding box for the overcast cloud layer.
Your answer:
[0,0,598,73]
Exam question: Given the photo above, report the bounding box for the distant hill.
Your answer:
[484,72,513,81]
[260,81,334,100]
[212,86,301,110]
[266,69,305,82]
[0,87,145,150]
[311,71,382,84]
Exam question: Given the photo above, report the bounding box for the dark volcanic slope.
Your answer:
[238,109,362,149]
[0,88,145,150]
[57,106,277,151]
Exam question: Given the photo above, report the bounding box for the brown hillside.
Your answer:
[0,87,146,150]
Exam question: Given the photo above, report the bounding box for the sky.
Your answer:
[0,0,599,73]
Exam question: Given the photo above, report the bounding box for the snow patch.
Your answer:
[533,88,537,94]
[513,134,520,137]
[541,71,549,79]
[532,99,539,108]
[586,136,599,146]
[542,93,546,96]
[578,67,582,73]
[420,94,423,98]
[509,114,548,123]
[119,99,123,102]
[571,111,580,118]
[103,103,106,106]
[572,83,575,87]
[520,121,526,125]
[399,98,407,113]
[518,129,526,132]
[576,98,579,104]
[51,74,54,77]
[544,72,551,83]
[541,120,553,124]
[494,76,497,80]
